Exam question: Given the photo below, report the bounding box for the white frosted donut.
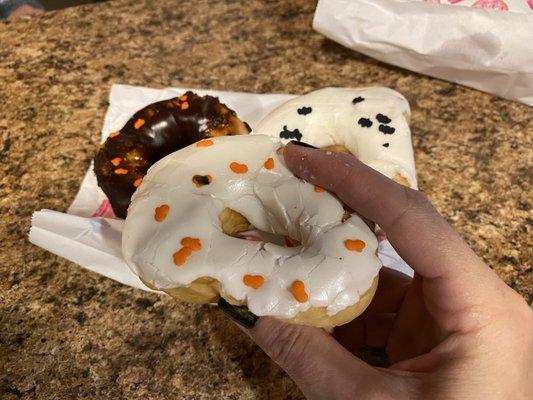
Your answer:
[122,135,381,327]
[255,87,417,188]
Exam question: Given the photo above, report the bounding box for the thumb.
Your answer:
[240,316,385,399]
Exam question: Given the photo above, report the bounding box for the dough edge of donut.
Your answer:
[142,275,379,329]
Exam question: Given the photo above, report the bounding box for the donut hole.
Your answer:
[218,208,251,236]
[208,103,251,137]
[218,208,301,248]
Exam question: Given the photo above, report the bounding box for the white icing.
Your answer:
[123,135,381,318]
[254,87,418,188]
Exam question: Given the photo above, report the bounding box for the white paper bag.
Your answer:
[313,0,533,105]
[29,84,414,295]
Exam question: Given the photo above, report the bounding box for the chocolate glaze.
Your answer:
[94,91,251,218]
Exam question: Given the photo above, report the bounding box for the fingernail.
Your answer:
[289,140,318,149]
[218,298,258,329]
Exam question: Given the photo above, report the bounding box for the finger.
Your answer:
[386,274,440,362]
[335,267,409,351]
[284,144,495,304]
[365,313,396,348]
[367,267,411,314]
[333,314,366,352]
[241,317,381,399]
[334,313,396,351]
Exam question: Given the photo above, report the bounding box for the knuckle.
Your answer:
[404,187,432,211]
[404,187,438,219]
[387,186,435,229]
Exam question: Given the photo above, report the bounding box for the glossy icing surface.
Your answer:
[122,135,381,318]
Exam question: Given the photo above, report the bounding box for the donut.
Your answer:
[94,91,251,218]
[254,87,417,188]
[122,135,381,328]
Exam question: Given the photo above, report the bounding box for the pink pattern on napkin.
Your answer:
[91,199,116,218]
[472,0,509,9]
[418,0,533,11]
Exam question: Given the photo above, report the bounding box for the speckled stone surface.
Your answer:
[0,0,531,398]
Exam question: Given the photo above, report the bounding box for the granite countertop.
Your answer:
[0,0,531,398]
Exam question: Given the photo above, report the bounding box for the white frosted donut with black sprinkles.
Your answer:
[122,135,381,328]
[255,87,417,188]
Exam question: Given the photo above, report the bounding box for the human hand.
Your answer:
[236,142,532,399]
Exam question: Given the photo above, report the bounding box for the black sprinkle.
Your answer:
[297,106,312,115]
[218,298,258,328]
[382,143,390,148]
[376,113,391,124]
[357,118,373,128]
[379,124,395,134]
[352,96,365,104]
[279,125,303,141]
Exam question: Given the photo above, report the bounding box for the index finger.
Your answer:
[283,143,493,298]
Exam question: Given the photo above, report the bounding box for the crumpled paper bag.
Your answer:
[29,84,414,294]
[313,0,533,105]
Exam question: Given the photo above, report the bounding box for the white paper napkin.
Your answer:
[29,84,414,295]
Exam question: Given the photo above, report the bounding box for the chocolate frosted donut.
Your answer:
[94,92,251,218]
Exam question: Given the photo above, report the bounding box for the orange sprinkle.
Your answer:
[196,139,214,147]
[110,157,122,167]
[172,236,202,267]
[314,185,326,192]
[108,131,120,138]
[243,274,265,289]
[133,178,143,187]
[114,168,128,175]
[263,157,275,170]
[154,204,170,222]
[344,239,366,252]
[173,247,193,266]
[134,118,145,129]
[181,101,189,110]
[181,237,202,251]
[179,95,188,101]
[290,280,309,303]
[230,162,248,174]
